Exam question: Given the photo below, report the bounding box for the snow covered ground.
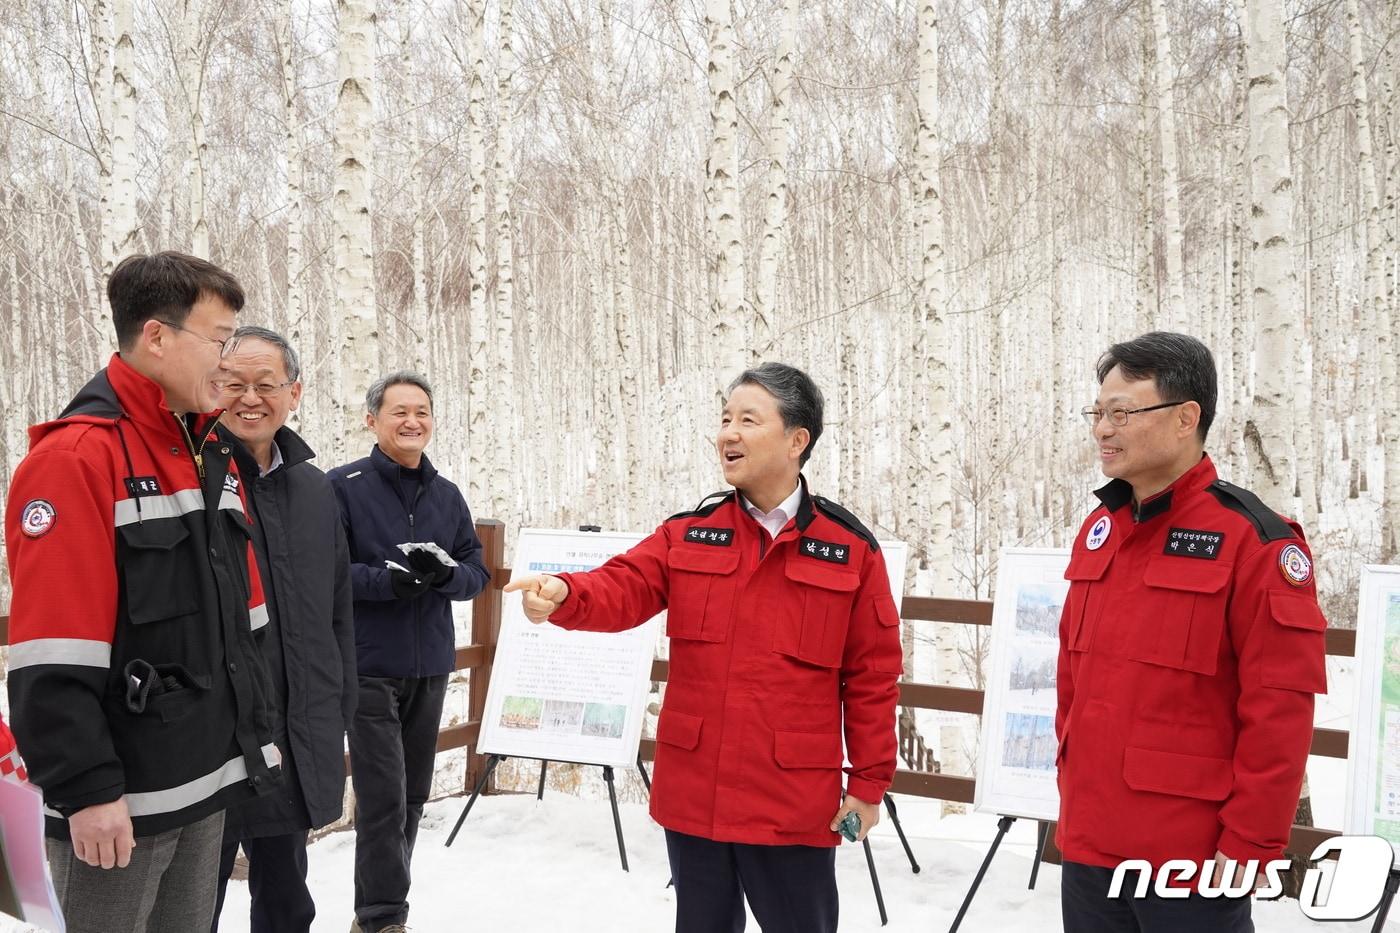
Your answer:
[210,790,1394,933]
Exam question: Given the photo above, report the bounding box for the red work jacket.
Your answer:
[550,484,903,847]
[1055,455,1327,869]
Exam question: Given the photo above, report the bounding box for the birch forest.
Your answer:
[1,0,1398,788]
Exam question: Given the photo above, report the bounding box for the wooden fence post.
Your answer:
[465,519,505,795]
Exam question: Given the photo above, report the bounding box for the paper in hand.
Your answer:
[398,541,457,567]
[385,559,413,573]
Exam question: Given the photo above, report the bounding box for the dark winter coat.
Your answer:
[327,446,490,678]
[226,427,357,836]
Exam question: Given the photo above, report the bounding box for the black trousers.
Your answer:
[211,830,314,933]
[349,673,448,933]
[1061,860,1254,933]
[665,829,838,933]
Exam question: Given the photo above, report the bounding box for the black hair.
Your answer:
[1097,331,1217,441]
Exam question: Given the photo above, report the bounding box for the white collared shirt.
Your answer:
[742,483,803,540]
[261,442,284,477]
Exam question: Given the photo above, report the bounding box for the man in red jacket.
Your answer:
[1056,332,1327,932]
[508,363,902,933]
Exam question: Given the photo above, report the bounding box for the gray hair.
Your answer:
[727,362,825,466]
[366,370,434,414]
[225,325,301,381]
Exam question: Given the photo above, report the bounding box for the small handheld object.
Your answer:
[837,810,861,843]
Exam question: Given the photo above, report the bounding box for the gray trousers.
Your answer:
[48,809,225,933]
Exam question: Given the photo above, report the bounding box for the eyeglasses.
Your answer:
[157,319,229,356]
[215,380,296,398]
[1080,401,1186,426]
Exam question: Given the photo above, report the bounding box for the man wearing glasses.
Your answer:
[209,327,356,933]
[1056,332,1327,931]
[4,252,281,931]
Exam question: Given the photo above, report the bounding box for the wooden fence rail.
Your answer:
[1,517,1354,860]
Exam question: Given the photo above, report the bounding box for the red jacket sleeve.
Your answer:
[5,438,125,809]
[838,545,902,804]
[1216,535,1327,862]
[549,524,672,632]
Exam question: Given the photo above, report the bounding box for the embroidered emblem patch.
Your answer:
[800,537,850,565]
[1278,544,1313,587]
[223,473,240,495]
[124,476,162,497]
[1085,515,1112,551]
[684,526,733,546]
[20,499,56,538]
[1164,528,1225,560]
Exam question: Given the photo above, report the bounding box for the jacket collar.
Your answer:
[1093,453,1218,523]
[370,444,437,484]
[228,425,317,479]
[39,354,222,448]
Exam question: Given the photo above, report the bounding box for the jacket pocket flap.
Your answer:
[773,730,843,769]
[1122,746,1232,801]
[1269,591,1327,631]
[656,708,703,750]
[1065,549,1112,582]
[784,560,860,592]
[667,547,740,575]
[1143,560,1232,594]
[875,600,900,628]
[119,520,190,551]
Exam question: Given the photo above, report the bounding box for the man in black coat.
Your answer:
[328,371,490,933]
[211,327,357,933]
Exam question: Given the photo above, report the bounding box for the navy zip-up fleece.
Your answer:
[327,445,490,677]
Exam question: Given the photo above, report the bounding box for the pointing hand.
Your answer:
[504,574,570,623]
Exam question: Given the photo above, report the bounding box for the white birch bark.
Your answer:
[466,0,489,506]
[705,0,746,385]
[399,11,428,373]
[104,0,138,280]
[1150,0,1186,327]
[281,0,304,341]
[753,0,796,355]
[333,0,377,455]
[178,0,208,258]
[1243,0,1300,505]
[491,0,517,523]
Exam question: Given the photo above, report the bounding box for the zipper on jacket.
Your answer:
[174,414,211,479]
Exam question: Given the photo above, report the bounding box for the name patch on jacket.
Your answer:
[1164,527,1224,560]
[684,526,733,546]
[800,537,850,564]
[124,476,162,497]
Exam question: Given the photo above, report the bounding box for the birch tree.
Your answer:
[465,0,489,506]
[705,0,746,383]
[333,0,377,452]
[490,0,517,523]
[280,0,304,341]
[103,0,139,281]
[1242,0,1300,504]
[1149,0,1186,327]
[752,0,796,354]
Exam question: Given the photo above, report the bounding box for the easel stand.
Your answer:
[1371,868,1400,932]
[883,793,921,873]
[445,753,648,872]
[949,815,1049,932]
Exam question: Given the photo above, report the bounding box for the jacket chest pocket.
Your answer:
[775,559,860,668]
[666,547,741,642]
[1130,559,1232,675]
[118,520,201,624]
[222,509,254,602]
[1064,549,1114,653]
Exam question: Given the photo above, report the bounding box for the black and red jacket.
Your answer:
[5,354,281,838]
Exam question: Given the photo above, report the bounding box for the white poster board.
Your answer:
[973,546,1071,822]
[479,529,657,769]
[1344,565,1400,857]
[880,540,908,616]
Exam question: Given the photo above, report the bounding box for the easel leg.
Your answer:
[862,837,889,926]
[537,760,549,800]
[1028,821,1050,890]
[445,754,504,847]
[883,793,920,874]
[1370,868,1400,933]
[602,765,629,872]
[636,753,652,795]
[948,815,1016,933]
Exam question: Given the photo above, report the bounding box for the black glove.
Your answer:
[406,548,454,586]
[390,567,432,599]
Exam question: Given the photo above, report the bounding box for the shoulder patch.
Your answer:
[1206,480,1297,543]
[812,495,879,551]
[667,490,735,523]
